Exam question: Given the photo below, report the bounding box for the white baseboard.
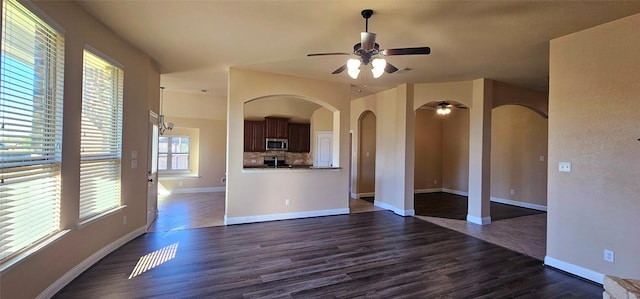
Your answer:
[356,192,375,198]
[224,208,350,225]
[544,256,603,284]
[37,226,147,299]
[466,214,492,225]
[170,187,225,194]
[414,188,442,194]
[442,188,468,196]
[490,196,547,212]
[374,200,415,217]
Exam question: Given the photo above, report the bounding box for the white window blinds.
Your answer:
[80,49,123,221]
[0,0,65,261]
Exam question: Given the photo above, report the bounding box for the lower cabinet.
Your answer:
[288,123,310,153]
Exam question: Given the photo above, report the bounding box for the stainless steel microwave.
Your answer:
[266,138,288,151]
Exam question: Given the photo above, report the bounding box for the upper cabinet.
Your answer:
[244,120,265,152]
[288,123,311,153]
[265,117,288,138]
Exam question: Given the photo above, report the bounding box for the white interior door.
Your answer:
[316,132,333,167]
[147,111,159,229]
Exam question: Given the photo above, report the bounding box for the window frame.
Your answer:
[78,46,124,224]
[158,135,191,173]
[0,0,66,264]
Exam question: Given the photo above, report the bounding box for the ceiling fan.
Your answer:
[307,9,431,79]
[421,101,468,115]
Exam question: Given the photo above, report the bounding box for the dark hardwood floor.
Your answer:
[54,211,600,298]
[414,192,545,221]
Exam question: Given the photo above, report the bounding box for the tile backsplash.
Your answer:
[244,151,313,166]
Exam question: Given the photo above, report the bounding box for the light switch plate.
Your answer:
[559,161,571,172]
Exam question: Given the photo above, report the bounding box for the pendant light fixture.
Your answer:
[159,86,174,135]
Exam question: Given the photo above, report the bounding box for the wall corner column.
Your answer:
[467,79,493,225]
[395,84,415,216]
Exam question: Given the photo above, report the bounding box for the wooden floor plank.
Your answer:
[54,211,601,298]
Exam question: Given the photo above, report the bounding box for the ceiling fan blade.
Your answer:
[307,52,352,57]
[361,32,377,51]
[384,62,399,74]
[331,64,347,74]
[381,47,431,56]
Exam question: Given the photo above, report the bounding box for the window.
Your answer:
[158,136,189,171]
[0,0,64,262]
[79,49,123,221]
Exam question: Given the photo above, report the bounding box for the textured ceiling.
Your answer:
[75,1,640,98]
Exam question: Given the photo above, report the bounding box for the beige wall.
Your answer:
[163,89,226,120]
[350,86,415,215]
[414,109,443,190]
[158,117,227,191]
[358,111,376,194]
[226,69,350,221]
[547,13,640,281]
[442,108,470,192]
[244,96,321,123]
[491,105,548,206]
[0,1,159,298]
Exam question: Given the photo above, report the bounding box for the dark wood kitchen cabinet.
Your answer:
[288,123,310,153]
[244,120,265,152]
[265,117,288,138]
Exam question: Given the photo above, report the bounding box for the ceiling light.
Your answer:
[371,58,386,78]
[436,105,451,115]
[347,58,361,79]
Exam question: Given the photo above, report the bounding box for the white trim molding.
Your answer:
[414,188,442,194]
[169,187,225,194]
[544,256,604,284]
[37,226,147,299]
[224,208,349,225]
[490,197,547,212]
[374,200,415,217]
[355,192,374,199]
[442,188,468,196]
[466,214,492,225]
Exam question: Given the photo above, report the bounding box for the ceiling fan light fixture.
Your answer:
[436,106,451,115]
[348,68,360,79]
[347,58,361,79]
[371,58,386,78]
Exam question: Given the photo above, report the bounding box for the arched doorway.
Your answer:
[357,110,376,201]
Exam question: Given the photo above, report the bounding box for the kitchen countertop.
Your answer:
[243,165,340,170]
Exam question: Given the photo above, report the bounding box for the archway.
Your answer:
[357,110,376,202]
[413,102,470,219]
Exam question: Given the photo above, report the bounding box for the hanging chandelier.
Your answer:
[159,87,173,135]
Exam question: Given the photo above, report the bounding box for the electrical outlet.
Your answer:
[539,155,545,162]
[604,250,615,262]
[559,161,572,172]
[285,199,291,206]
[434,179,438,185]
[122,216,127,225]
[178,181,183,186]
[510,189,515,195]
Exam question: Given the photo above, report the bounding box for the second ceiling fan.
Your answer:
[307,9,431,79]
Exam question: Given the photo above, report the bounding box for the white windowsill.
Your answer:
[77,205,127,230]
[0,229,71,273]
[159,174,201,180]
